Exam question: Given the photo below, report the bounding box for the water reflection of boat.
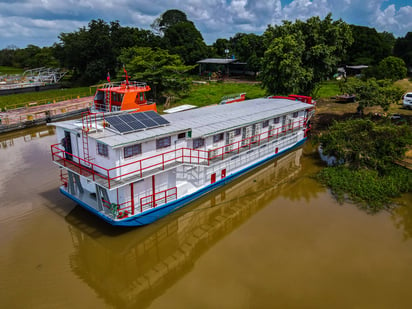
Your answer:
[66,146,303,308]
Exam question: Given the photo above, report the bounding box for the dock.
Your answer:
[0,96,93,133]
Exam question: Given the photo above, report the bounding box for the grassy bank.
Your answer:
[0,66,24,75]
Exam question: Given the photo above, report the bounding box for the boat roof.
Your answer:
[54,97,312,149]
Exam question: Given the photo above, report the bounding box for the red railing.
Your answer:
[102,199,133,219]
[206,119,306,160]
[51,118,306,189]
[60,169,68,187]
[140,187,177,212]
[82,111,104,131]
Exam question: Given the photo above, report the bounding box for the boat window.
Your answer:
[140,93,145,101]
[263,120,269,128]
[193,138,204,149]
[97,142,109,157]
[213,133,224,143]
[293,112,299,118]
[124,143,142,158]
[178,132,186,139]
[156,136,171,149]
[273,117,280,124]
[94,91,104,101]
[234,128,241,136]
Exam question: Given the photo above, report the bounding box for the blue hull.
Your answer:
[61,138,307,226]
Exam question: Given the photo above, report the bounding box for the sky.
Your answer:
[0,0,411,50]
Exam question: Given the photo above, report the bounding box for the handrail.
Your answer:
[51,118,307,189]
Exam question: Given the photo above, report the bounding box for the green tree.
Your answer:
[211,38,230,58]
[366,56,407,81]
[317,119,412,211]
[229,33,265,73]
[57,19,161,84]
[344,25,394,65]
[163,20,208,65]
[319,119,412,172]
[118,47,195,99]
[151,9,188,35]
[340,77,404,112]
[260,34,312,94]
[394,32,412,71]
[261,14,352,95]
[0,45,17,67]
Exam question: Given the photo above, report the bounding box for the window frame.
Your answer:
[124,143,142,159]
[156,136,171,149]
[97,142,109,157]
[213,133,224,143]
[193,138,205,149]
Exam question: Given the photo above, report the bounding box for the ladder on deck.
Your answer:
[104,85,113,112]
[81,112,92,163]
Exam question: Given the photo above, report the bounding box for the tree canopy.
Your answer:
[365,56,407,81]
[317,119,412,211]
[340,77,404,112]
[163,20,208,65]
[394,32,412,71]
[261,14,353,95]
[343,25,394,65]
[118,47,195,99]
[151,9,188,35]
[319,119,412,172]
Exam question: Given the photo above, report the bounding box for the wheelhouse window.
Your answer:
[234,128,241,136]
[274,117,280,124]
[193,138,204,149]
[213,133,224,143]
[178,132,186,139]
[156,136,171,149]
[124,143,141,158]
[293,112,299,118]
[97,142,109,157]
[263,120,269,128]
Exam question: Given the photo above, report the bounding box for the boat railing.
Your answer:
[101,81,149,90]
[102,198,133,219]
[51,118,307,189]
[140,187,177,212]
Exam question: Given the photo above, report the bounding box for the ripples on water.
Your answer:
[1,125,412,308]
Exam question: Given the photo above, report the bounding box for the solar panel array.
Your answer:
[105,111,170,134]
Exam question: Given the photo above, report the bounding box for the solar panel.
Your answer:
[132,113,148,121]
[140,118,158,127]
[105,116,123,124]
[119,114,136,123]
[151,116,170,125]
[144,110,159,118]
[128,120,146,130]
[109,121,133,133]
[105,111,169,134]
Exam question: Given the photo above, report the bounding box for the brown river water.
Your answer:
[1,125,412,308]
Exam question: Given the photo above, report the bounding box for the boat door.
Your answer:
[282,116,287,133]
[63,131,73,160]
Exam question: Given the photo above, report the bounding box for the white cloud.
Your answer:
[0,0,410,49]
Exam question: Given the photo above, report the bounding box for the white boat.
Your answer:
[50,95,315,226]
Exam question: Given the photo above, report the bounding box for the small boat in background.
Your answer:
[92,71,157,113]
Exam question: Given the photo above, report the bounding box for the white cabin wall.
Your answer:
[116,133,188,180]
